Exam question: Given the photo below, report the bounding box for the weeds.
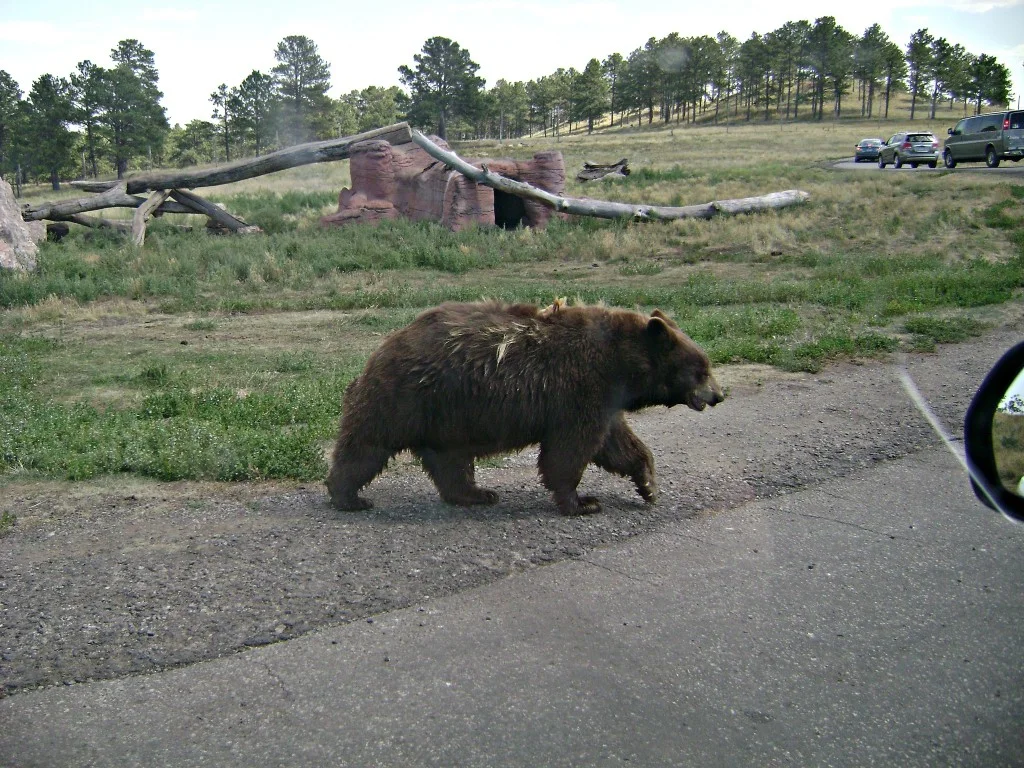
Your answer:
[4,127,1023,483]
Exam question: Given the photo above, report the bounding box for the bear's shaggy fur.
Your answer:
[326,300,724,516]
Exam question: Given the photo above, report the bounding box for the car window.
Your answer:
[963,118,980,134]
[982,114,1003,131]
[907,134,934,142]
[1011,113,1024,130]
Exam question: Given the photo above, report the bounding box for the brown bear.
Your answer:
[326,300,724,516]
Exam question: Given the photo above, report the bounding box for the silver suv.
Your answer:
[878,132,940,169]
[943,110,1024,168]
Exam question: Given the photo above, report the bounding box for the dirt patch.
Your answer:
[1,320,1021,696]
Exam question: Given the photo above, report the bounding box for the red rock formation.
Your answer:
[321,137,565,231]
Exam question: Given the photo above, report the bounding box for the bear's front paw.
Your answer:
[559,494,602,516]
[443,487,500,506]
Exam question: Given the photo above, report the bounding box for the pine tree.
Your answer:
[234,70,276,155]
[713,32,739,121]
[69,60,105,178]
[272,35,332,144]
[209,83,238,161]
[350,85,409,133]
[575,59,609,133]
[906,28,934,120]
[0,71,22,181]
[25,74,76,190]
[880,40,908,118]
[398,37,484,141]
[928,37,953,119]
[101,39,168,178]
[526,76,556,136]
[602,53,624,127]
[855,25,891,118]
[970,54,1012,112]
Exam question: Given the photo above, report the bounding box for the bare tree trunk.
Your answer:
[409,130,809,222]
[23,123,415,224]
[67,123,413,195]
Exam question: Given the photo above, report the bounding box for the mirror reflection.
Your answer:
[993,368,1024,497]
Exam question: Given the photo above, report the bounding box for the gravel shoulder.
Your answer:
[2,315,1022,696]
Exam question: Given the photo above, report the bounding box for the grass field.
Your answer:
[3,114,1023,485]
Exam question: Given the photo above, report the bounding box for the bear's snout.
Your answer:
[688,377,725,411]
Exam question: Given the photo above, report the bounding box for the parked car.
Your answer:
[854,138,884,162]
[878,132,940,169]
[943,110,1024,168]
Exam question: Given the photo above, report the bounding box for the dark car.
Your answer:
[854,138,884,162]
[878,132,940,169]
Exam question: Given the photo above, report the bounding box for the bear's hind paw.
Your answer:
[329,494,373,511]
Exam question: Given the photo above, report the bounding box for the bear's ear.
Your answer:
[651,309,680,330]
[646,316,676,348]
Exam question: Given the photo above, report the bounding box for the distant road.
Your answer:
[834,157,1024,174]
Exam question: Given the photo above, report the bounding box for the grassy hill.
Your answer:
[4,114,1023,482]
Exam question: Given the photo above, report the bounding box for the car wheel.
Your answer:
[928,161,937,169]
[894,154,903,169]
[985,146,1000,168]
[910,163,918,169]
[878,155,886,169]
[944,150,957,169]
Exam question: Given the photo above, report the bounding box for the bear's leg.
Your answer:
[592,415,658,503]
[416,448,499,506]
[325,444,392,511]
[538,438,601,516]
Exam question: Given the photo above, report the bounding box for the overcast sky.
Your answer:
[2,0,1022,126]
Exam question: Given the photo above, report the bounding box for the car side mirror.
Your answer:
[964,340,1024,522]
[948,127,954,135]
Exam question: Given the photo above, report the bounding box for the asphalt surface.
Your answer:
[835,156,1024,174]
[3,422,1024,763]
[3,320,1024,766]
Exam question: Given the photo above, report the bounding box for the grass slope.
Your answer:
[3,117,1023,483]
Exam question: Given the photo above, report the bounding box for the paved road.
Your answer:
[4,319,1024,766]
[835,156,1024,174]
[3,443,1022,766]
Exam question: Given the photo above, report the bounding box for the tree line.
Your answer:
[0,18,1014,191]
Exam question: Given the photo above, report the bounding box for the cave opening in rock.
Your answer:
[493,189,527,229]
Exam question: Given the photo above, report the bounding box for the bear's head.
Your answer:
[643,310,724,412]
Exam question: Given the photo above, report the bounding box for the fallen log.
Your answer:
[410,130,809,221]
[65,122,413,195]
[21,122,415,233]
[50,213,132,232]
[24,186,195,221]
[577,158,630,181]
[169,189,259,233]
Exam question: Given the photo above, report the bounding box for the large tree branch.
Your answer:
[67,122,412,194]
[22,123,414,224]
[24,186,201,221]
[409,130,810,221]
